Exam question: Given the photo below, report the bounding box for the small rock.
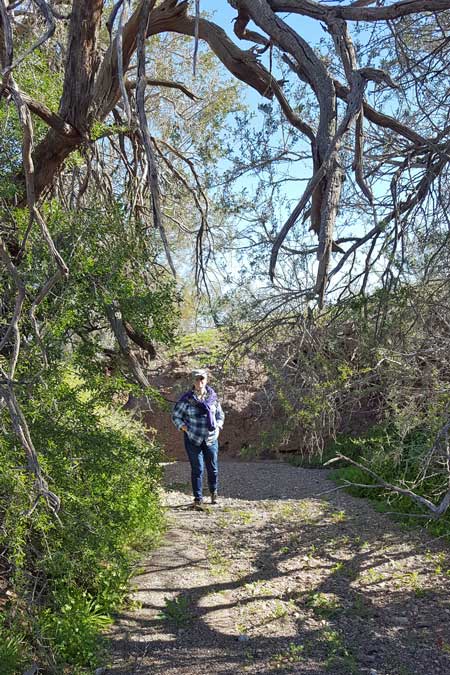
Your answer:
[393,616,409,625]
[95,669,106,675]
[369,670,379,675]
[23,666,40,675]
[238,634,250,642]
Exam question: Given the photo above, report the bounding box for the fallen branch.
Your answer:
[325,452,450,518]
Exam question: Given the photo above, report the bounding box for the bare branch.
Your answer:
[1,85,79,136]
[325,452,450,518]
[105,302,152,389]
[123,320,157,359]
[135,0,177,277]
[269,0,450,23]
[270,68,374,295]
[29,271,62,368]
[193,0,200,76]
[0,237,25,371]
[0,0,13,71]
[106,0,124,37]
[126,76,199,101]
[33,207,69,278]
[0,377,60,514]
[2,0,55,76]
[117,0,132,124]
[334,78,427,146]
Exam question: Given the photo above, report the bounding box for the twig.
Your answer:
[135,0,177,277]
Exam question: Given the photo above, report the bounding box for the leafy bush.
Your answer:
[329,425,450,539]
[39,587,112,667]
[0,371,165,672]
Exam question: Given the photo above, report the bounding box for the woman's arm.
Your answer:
[172,400,188,431]
[215,401,225,429]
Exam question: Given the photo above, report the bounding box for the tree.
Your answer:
[3,1,450,293]
[0,0,240,508]
[2,0,450,506]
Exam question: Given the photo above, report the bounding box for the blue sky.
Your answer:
[198,1,325,198]
[201,0,238,32]
[198,1,323,259]
[194,2,373,289]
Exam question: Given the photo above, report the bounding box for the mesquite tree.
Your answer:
[2,0,450,508]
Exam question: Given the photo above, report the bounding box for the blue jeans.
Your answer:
[183,434,218,501]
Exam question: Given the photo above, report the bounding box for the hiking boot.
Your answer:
[190,499,205,511]
[211,491,218,505]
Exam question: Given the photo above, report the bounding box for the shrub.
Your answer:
[329,425,450,539]
[0,371,165,672]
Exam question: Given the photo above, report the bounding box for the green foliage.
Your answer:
[306,592,342,619]
[0,197,176,669]
[322,629,357,673]
[0,8,244,675]
[16,46,64,113]
[4,200,181,386]
[0,617,28,675]
[0,371,165,672]
[329,424,450,539]
[39,587,112,667]
[170,328,227,364]
[0,44,64,198]
[158,595,193,627]
[45,200,179,343]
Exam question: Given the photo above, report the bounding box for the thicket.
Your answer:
[0,197,176,673]
[0,192,181,672]
[0,372,165,674]
[225,279,450,535]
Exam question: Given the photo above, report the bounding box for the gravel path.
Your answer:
[105,461,450,675]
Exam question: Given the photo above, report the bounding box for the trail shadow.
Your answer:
[106,463,450,675]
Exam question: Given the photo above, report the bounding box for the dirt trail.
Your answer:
[105,461,450,675]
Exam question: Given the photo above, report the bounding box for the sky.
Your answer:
[197,0,325,170]
[194,1,326,284]
[187,2,378,296]
[200,0,325,44]
[197,1,327,207]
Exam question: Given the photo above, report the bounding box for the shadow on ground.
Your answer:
[105,462,450,675]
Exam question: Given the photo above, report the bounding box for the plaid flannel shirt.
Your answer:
[172,388,225,446]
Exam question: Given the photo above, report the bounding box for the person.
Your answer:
[172,368,225,510]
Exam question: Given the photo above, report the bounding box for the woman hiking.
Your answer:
[172,368,225,510]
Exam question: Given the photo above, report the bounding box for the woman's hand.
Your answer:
[180,425,188,432]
